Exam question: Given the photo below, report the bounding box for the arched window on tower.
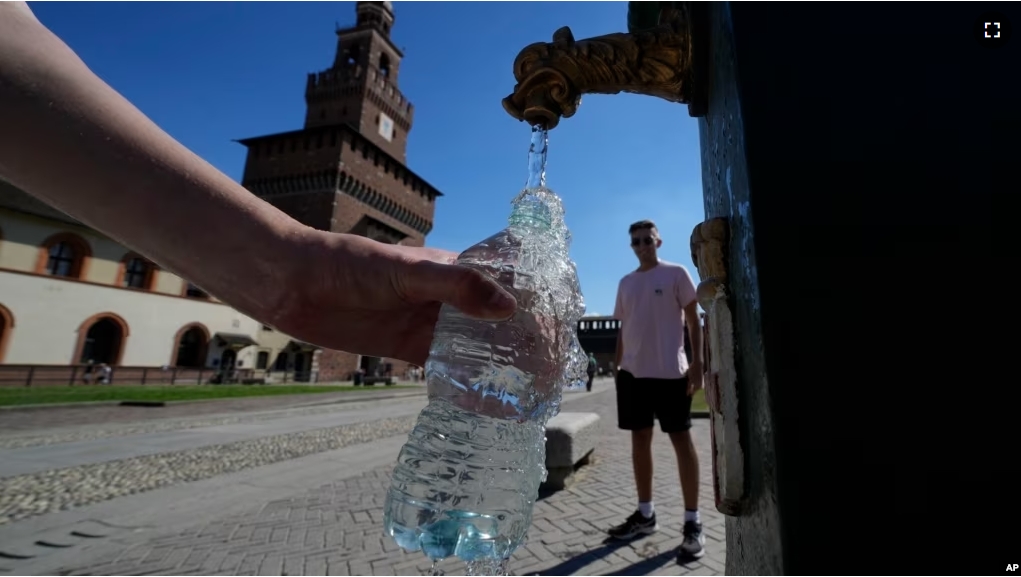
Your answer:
[379,53,391,78]
[345,45,360,67]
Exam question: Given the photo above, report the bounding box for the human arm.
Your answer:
[0,3,515,365]
[683,300,703,395]
[677,267,703,395]
[613,284,625,374]
[614,332,624,374]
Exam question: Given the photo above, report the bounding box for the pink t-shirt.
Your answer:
[613,260,698,380]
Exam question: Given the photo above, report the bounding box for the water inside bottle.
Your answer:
[385,125,590,571]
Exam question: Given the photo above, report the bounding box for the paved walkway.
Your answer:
[0,381,725,576]
[0,397,428,476]
[0,387,426,435]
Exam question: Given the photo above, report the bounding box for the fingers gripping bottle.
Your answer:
[382,129,587,565]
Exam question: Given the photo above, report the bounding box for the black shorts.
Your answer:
[615,369,693,433]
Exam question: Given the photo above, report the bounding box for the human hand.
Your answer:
[686,361,704,397]
[261,230,517,367]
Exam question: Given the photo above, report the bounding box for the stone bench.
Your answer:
[543,412,600,490]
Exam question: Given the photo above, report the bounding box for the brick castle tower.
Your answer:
[237,1,443,382]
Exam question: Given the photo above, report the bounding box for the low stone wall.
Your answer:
[543,411,601,490]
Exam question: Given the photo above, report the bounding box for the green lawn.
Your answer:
[0,383,419,407]
[690,388,709,413]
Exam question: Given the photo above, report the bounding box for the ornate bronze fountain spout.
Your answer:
[502,2,707,129]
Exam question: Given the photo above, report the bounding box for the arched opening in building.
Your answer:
[256,350,270,370]
[173,324,209,368]
[48,242,77,276]
[38,233,92,279]
[360,354,382,377]
[121,253,156,290]
[210,348,239,384]
[220,349,237,370]
[184,282,210,299]
[379,53,391,77]
[0,303,14,363]
[273,351,288,371]
[76,314,128,365]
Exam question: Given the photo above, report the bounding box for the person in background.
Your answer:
[608,219,706,562]
[82,360,95,385]
[586,352,597,392]
[0,2,517,371]
[98,363,112,385]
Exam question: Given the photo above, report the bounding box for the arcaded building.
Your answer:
[235,1,444,381]
[0,178,304,385]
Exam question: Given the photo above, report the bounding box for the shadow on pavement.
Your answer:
[535,484,558,501]
[529,535,645,576]
[608,548,682,576]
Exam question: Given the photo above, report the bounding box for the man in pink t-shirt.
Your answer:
[608,219,706,561]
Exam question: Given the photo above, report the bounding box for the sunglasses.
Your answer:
[630,237,655,247]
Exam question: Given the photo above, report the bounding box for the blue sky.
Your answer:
[29,1,705,317]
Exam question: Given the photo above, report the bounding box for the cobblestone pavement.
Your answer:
[60,386,725,576]
[0,388,425,441]
[0,415,418,525]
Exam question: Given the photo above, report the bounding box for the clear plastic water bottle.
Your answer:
[382,127,587,565]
